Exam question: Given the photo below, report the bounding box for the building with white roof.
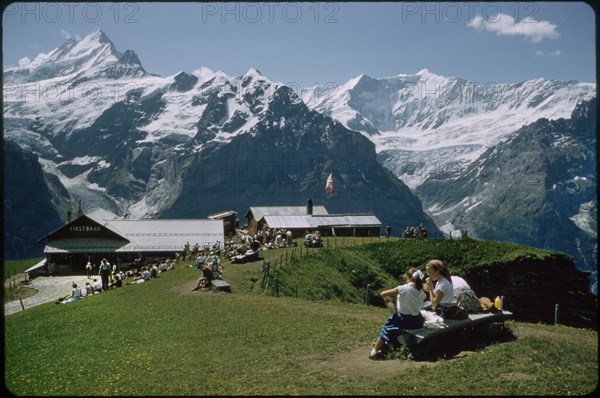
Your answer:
[246,199,381,238]
[37,209,223,273]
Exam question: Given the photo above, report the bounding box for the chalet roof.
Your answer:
[208,210,237,219]
[247,206,328,221]
[42,209,224,253]
[261,215,315,229]
[107,219,223,252]
[315,214,382,228]
[260,213,381,230]
[86,208,120,223]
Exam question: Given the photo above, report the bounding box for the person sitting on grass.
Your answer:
[160,260,169,272]
[57,283,83,304]
[85,282,94,296]
[167,260,176,271]
[192,265,214,291]
[108,272,123,289]
[369,268,426,360]
[128,269,146,284]
[150,263,160,278]
[143,267,151,281]
[92,278,102,293]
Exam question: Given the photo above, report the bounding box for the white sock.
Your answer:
[370,348,377,356]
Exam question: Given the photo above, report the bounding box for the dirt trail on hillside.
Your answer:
[303,343,438,379]
[5,274,97,316]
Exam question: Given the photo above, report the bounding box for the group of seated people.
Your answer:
[181,242,222,261]
[304,232,322,247]
[402,223,428,238]
[369,258,494,360]
[189,252,224,279]
[56,279,101,304]
[223,239,261,262]
[57,260,177,304]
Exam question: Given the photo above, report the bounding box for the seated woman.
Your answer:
[423,259,467,320]
[451,275,481,313]
[59,283,82,304]
[369,267,426,360]
[85,282,94,296]
[108,272,123,289]
[92,278,103,292]
[192,266,214,291]
[129,269,147,284]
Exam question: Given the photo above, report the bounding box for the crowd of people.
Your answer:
[402,223,428,238]
[368,258,491,360]
[57,258,176,304]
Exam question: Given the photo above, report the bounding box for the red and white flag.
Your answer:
[325,173,333,193]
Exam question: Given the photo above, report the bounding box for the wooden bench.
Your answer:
[396,310,513,360]
[211,279,231,292]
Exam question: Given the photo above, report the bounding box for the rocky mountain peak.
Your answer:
[118,49,142,66]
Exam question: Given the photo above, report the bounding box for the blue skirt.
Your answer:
[379,312,424,342]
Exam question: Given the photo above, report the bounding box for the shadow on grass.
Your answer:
[384,322,517,362]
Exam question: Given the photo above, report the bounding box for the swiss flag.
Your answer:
[325,173,333,193]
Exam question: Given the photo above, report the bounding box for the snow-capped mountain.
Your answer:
[4,29,149,83]
[416,99,597,271]
[302,70,596,189]
[303,70,596,272]
[3,30,440,259]
[3,29,291,219]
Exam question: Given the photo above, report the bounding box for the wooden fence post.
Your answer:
[272,272,279,297]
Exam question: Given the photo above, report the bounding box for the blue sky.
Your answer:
[2,2,596,87]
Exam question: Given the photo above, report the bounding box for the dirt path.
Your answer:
[4,274,99,316]
[303,343,439,380]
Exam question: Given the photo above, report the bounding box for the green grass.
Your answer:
[4,242,598,396]
[3,257,43,281]
[274,237,563,304]
[3,258,43,302]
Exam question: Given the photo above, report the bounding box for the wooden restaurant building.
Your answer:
[33,209,224,274]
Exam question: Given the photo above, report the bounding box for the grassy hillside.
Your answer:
[274,237,561,304]
[3,257,43,281]
[4,240,598,395]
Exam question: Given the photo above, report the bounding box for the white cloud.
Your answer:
[468,13,559,43]
[535,50,563,56]
[18,57,31,67]
[61,29,72,39]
